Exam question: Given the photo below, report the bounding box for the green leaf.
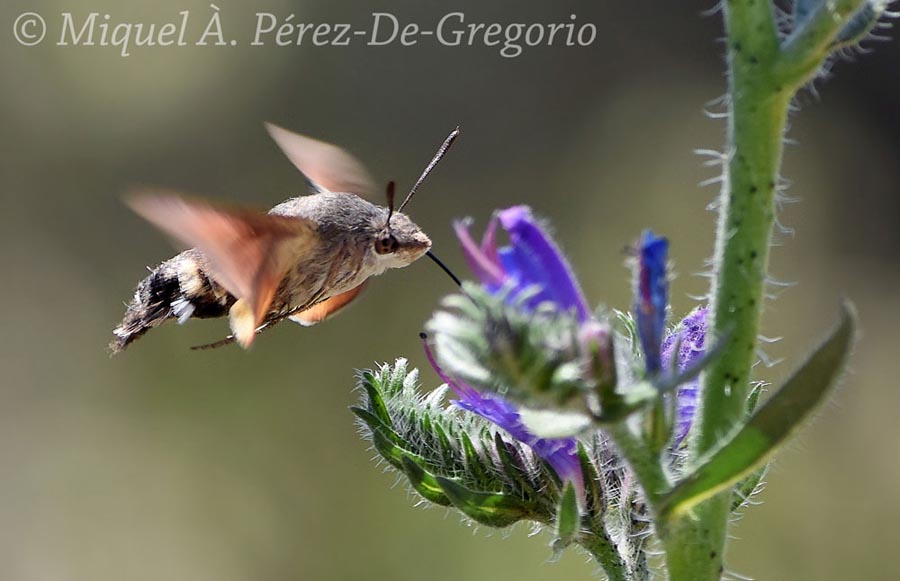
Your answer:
[573,443,631,580]
[518,407,592,439]
[553,482,580,551]
[400,457,452,506]
[793,0,820,25]
[360,371,392,427]
[355,406,452,506]
[833,1,886,48]
[746,381,765,415]
[658,301,855,521]
[731,465,768,513]
[654,329,730,394]
[493,432,537,495]
[351,407,403,447]
[435,475,536,527]
[576,443,604,524]
[459,430,489,482]
[368,422,414,470]
[591,381,656,424]
[432,421,454,466]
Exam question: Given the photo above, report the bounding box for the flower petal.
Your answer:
[422,337,582,484]
[662,306,708,443]
[455,393,582,485]
[480,215,500,263]
[634,230,669,374]
[496,206,591,322]
[454,218,505,287]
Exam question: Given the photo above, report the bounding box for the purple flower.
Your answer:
[451,206,705,448]
[423,340,583,486]
[634,230,669,375]
[662,306,708,443]
[454,206,591,323]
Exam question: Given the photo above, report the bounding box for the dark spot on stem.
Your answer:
[750,185,758,194]
[750,250,758,259]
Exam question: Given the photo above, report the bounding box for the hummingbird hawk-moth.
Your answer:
[110,124,459,354]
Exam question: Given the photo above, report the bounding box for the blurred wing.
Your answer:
[128,192,318,333]
[289,282,368,326]
[265,123,375,197]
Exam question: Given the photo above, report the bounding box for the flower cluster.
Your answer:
[355,205,723,577]
[353,0,878,574]
[422,338,583,486]
[430,206,708,478]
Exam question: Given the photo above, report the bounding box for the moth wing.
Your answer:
[265,122,375,197]
[128,192,318,337]
[289,282,368,327]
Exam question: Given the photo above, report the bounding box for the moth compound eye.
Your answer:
[375,234,398,255]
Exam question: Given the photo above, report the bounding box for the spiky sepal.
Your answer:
[353,359,561,526]
[354,360,656,579]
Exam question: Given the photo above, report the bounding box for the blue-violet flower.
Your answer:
[454,205,591,322]
[662,306,708,444]
[634,230,669,375]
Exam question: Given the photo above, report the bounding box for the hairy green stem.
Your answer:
[660,1,783,575]
[581,531,630,581]
[661,496,731,579]
[609,424,671,504]
[658,0,859,578]
[778,0,868,84]
[695,65,789,460]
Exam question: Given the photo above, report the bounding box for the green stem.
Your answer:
[662,0,779,578]
[581,531,630,581]
[778,0,868,85]
[663,1,784,573]
[609,424,670,504]
[696,40,788,465]
[657,1,868,579]
[660,496,731,579]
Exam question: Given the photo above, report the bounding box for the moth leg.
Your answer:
[189,278,337,351]
[190,335,239,351]
[189,293,324,351]
[189,318,278,351]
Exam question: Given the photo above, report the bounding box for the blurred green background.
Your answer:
[1,1,898,579]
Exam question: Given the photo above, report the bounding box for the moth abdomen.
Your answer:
[110,250,232,354]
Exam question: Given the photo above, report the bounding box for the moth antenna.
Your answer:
[397,127,460,213]
[385,180,396,225]
[426,250,462,287]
